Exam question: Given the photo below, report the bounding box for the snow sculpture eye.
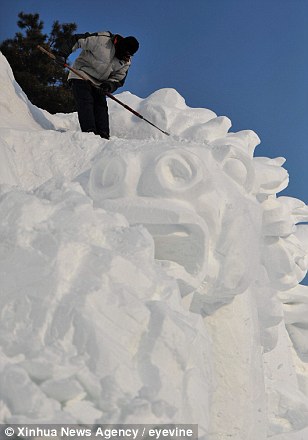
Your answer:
[156,150,202,192]
[89,156,126,200]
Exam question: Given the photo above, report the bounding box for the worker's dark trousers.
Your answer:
[71,79,110,139]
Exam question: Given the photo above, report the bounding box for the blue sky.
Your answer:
[1,1,307,203]
[1,0,308,284]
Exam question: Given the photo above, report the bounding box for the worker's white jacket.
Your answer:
[68,31,130,87]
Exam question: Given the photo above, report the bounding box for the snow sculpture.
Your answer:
[1,50,308,438]
[88,132,308,313]
[89,134,262,312]
[89,109,308,438]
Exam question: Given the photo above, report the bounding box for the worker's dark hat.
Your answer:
[121,36,139,55]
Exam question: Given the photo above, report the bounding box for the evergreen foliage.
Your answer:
[0,12,77,113]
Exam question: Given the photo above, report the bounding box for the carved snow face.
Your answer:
[89,142,210,295]
[88,140,260,304]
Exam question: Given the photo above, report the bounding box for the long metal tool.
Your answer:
[37,45,170,136]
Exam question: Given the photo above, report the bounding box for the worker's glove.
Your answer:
[54,55,66,66]
[99,80,118,94]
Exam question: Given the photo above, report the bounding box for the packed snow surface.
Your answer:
[0,51,308,439]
